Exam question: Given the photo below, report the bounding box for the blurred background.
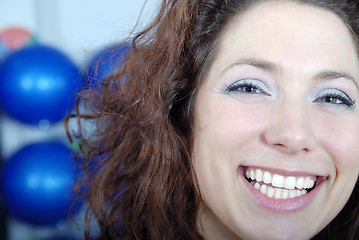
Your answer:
[0,0,160,239]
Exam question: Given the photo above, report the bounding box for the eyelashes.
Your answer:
[225,79,356,108]
[225,79,270,96]
[313,90,356,108]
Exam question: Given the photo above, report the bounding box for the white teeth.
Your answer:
[272,174,284,188]
[245,168,316,190]
[296,190,301,197]
[260,184,267,195]
[308,179,315,188]
[255,169,263,182]
[304,176,310,187]
[266,186,275,198]
[282,189,289,199]
[283,176,296,190]
[274,189,282,199]
[296,177,304,189]
[250,169,255,180]
[288,189,297,198]
[263,171,272,184]
[244,167,318,200]
[252,181,308,200]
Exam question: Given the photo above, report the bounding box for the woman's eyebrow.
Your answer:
[315,71,359,90]
[224,59,358,88]
[223,58,280,74]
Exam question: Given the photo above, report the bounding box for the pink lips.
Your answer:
[239,166,326,213]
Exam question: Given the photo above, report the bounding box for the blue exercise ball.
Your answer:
[0,45,82,125]
[87,43,130,89]
[0,141,80,226]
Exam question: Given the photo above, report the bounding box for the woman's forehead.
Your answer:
[210,1,359,80]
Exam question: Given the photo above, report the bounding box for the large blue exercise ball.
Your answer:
[0,45,82,125]
[1,141,80,226]
[87,43,130,89]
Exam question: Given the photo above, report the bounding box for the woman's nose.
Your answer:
[261,101,315,155]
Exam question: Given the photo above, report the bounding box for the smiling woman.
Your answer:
[192,3,359,238]
[66,0,359,239]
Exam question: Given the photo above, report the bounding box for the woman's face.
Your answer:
[192,2,359,240]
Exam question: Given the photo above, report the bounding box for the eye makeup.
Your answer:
[225,79,270,96]
[313,88,356,108]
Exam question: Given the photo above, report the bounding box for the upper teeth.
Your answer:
[245,168,316,190]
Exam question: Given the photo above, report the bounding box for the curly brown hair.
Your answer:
[66,0,359,239]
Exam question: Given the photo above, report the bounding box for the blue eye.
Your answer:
[314,90,355,108]
[225,79,269,96]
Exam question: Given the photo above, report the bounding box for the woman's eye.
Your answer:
[225,80,269,96]
[314,91,355,108]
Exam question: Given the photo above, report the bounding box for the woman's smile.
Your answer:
[239,166,328,212]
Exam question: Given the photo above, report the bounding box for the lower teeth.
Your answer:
[250,180,309,200]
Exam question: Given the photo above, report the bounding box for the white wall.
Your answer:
[0,0,160,63]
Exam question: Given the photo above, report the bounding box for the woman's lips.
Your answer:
[238,166,327,213]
